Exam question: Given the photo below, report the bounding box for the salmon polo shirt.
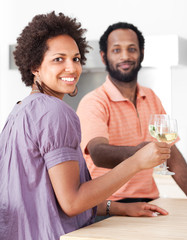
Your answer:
[77,76,166,201]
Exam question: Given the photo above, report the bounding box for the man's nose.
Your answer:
[119,50,130,60]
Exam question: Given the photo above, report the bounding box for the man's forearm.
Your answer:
[89,142,149,169]
[168,145,187,195]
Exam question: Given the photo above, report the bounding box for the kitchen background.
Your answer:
[1,0,187,166]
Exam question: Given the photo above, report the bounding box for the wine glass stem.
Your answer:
[162,160,168,170]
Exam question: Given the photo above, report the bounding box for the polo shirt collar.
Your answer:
[103,75,146,102]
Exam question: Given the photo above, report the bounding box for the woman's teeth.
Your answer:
[60,77,75,82]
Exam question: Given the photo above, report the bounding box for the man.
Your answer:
[77,22,187,203]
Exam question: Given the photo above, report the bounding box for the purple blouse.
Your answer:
[0,93,96,240]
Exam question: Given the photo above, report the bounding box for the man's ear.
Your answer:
[140,49,144,62]
[100,51,107,65]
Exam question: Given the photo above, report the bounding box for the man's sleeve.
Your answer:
[77,94,109,154]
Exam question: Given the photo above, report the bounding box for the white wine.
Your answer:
[149,125,157,138]
[148,115,177,175]
[156,132,177,143]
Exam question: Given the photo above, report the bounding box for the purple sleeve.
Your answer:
[33,99,81,169]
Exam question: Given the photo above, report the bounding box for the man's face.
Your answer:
[104,29,143,83]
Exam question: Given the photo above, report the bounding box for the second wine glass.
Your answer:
[149,114,177,175]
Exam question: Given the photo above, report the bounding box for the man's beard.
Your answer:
[105,58,142,83]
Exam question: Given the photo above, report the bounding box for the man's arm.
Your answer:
[167,145,187,196]
[87,137,149,169]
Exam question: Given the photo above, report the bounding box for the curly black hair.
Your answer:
[14,11,89,86]
[99,22,145,61]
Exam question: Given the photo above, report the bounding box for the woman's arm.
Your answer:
[48,142,170,217]
[97,201,168,217]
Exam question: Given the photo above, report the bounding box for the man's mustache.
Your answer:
[117,61,135,67]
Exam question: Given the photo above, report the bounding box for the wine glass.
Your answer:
[155,117,177,175]
[148,114,178,175]
[149,114,168,139]
[149,114,169,174]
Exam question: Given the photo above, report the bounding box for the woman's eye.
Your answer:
[74,57,81,62]
[54,57,63,62]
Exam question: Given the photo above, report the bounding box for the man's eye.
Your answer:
[129,48,136,52]
[113,49,120,53]
[54,57,63,62]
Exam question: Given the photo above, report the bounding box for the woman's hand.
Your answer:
[133,142,171,170]
[109,201,168,217]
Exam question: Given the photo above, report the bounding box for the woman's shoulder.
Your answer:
[23,93,80,133]
[27,93,75,116]
[18,94,79,129]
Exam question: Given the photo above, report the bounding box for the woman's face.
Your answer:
[34,35,82,99]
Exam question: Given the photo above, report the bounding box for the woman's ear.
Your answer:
[31,67,39,76]
[31,68,40,85]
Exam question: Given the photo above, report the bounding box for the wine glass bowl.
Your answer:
[149,114,169,140]
[156,119,177,144]
[148,114,177,175]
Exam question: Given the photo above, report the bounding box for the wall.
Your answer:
[0,0,187,159]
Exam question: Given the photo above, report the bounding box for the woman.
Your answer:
[0,11,170,240]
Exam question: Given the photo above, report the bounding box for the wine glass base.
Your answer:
[156,170,175,175]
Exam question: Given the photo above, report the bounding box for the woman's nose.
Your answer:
[64,60,76,73]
